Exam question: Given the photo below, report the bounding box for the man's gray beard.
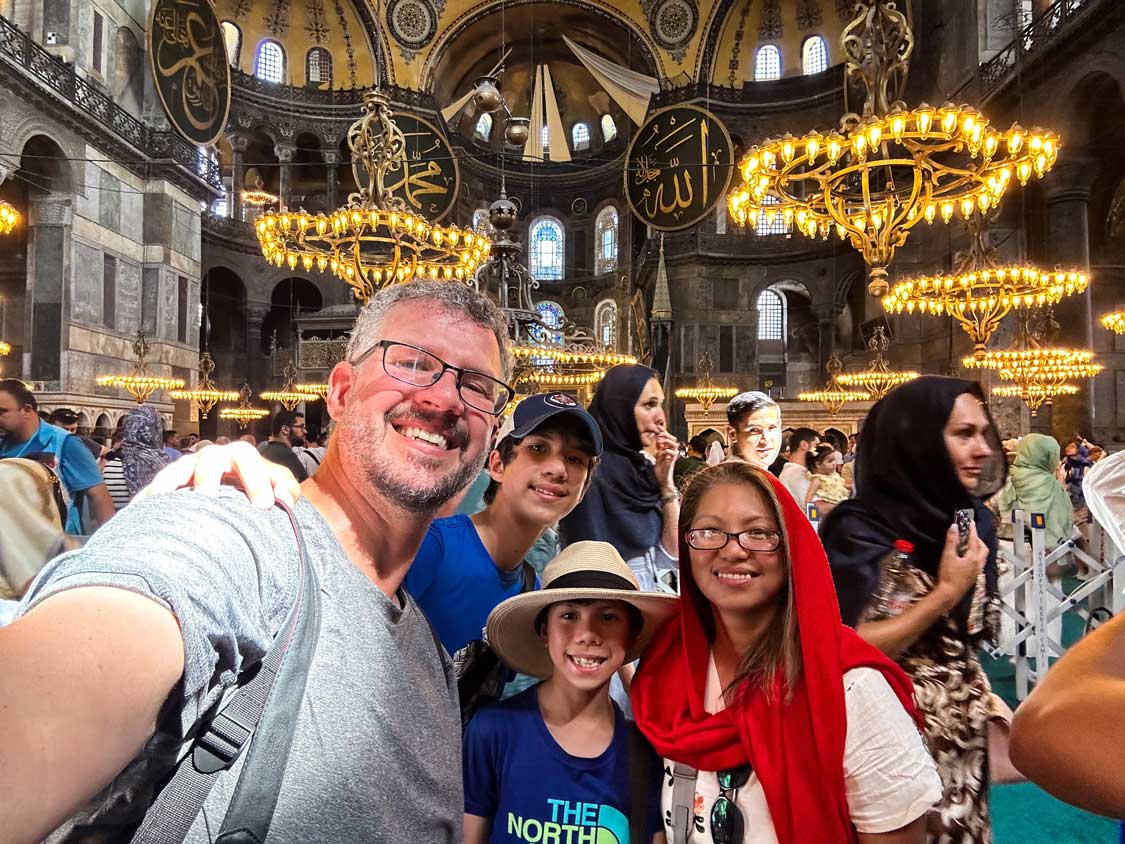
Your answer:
[341,410,486,515]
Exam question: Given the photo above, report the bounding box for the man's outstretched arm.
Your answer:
[0,586,184,843]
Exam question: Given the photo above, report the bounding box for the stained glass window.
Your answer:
[756,195,787,235]
[595,206,618,274]
[572,122,590,151]
[529,216,564,280]
[474,113,492,142]
[757,288,785,340]
[221,21,241,66]
[595,299,618,350]
[306,47,332,86]
[255,40,284,83]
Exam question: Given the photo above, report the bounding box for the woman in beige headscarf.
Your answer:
[0,458,74,601]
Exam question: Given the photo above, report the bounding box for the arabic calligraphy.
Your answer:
[383,114,459,221]
[624,104,734,231]
[149,0,230,146]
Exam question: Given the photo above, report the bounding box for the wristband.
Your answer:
[661,489,681,504]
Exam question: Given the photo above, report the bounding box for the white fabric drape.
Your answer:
[562,34,659,126]
[543,65,571,163]
[440,89,475,123]
[523,65,546,162]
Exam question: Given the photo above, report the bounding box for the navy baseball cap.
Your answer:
[496,393,603,456]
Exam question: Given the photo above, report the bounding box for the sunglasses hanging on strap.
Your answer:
[130,500,322,844]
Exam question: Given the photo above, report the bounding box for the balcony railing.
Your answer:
[0,14,221,190]
[969,0,1099,101]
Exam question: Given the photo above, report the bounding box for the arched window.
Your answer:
[572,122,590,151]
[529,216,564,280]
[531,301,565,362]
[540,123,550,151]
[601,114,617,142]
[474,113,492,143]
[306,47,332,86]
[472,208,490,233]
[255,39,284,83]
[755,195,787,235]
[221,21,241,66]
[595,206,618,274]
[755,45,781,81]
[802,36,828,75]
[594,299,618,350]
[756,288,786,340]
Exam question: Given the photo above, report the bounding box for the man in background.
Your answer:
[259,409,309,482]
[778,427,820,506]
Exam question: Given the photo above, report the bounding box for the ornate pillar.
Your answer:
[1045,157,1095,442]
[274,143,297,211]
[323,149,340,211]
[229,133,249,222]
[245,300,272,387]
[25,193,74,387]
[811,302,841,383]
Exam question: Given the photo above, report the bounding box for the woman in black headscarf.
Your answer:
[558,364,680,592]
[819,376,1009,844]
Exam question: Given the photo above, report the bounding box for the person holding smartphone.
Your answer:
[819,376,1011,844]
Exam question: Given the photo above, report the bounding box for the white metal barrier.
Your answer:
[988,509,1125,700]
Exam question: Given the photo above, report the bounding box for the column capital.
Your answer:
[1044,154,1097,202]
[274,143,297,163]
[27,193,73,226]
[810,300,843,323]
[246,299,272,321]
[322,149,341,165]
[228,132,251,154]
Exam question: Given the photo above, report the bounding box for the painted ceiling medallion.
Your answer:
[646,0,697,62]
[388,0,437,62]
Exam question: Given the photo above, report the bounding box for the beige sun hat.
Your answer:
[485,540,680,679]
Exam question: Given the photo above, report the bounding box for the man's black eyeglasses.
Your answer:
[685,528,782,553]
[350,340,514,416]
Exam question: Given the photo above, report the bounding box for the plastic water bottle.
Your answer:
[869,539,917,619]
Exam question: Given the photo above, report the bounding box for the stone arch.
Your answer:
[261,277,323,356]
[17,133,74,196]
[94,413,113,440]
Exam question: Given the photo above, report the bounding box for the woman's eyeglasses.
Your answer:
[685,528,781,552]
[711,763,752,843]
[350,340,514,416]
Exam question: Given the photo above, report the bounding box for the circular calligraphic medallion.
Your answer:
[148,0,231,146]
[624,104,734,231]
[355,111,459,222]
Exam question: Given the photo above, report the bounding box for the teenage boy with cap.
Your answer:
[464,541,676,844]
[405,392,602,713]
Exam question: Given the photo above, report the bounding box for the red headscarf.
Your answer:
[630,465,922,844]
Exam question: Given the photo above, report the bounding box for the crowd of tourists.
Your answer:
[0,281,1122,844]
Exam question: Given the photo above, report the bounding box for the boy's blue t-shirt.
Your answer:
[463,686,662,844]
[405,514,537,654]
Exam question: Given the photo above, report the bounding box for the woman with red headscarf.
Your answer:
[631,462,940,844]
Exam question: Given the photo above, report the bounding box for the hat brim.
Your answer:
[485,587,679,680]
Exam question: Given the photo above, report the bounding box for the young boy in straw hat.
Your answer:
[463,540,677,844]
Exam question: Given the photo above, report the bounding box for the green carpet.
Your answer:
[984,576,1120,843]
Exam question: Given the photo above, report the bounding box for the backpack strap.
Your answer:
[668,761,699,844]
[301,448,321,467]
[131,501,322,844]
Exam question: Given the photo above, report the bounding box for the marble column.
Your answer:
[229,133,249,222]
[811,303,841,383]
[25,192,73,386]
[245,300,271,387]
[1045,157,1095,442]
[275,143,297,211]
[323,149,340,211]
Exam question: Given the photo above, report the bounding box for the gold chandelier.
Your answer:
[674,351,739,411]
[255,92,491,303]
[837,324,919,399]
[799,354,871,416]
[1100,311,1125,334]
[727,1,1060,297]
[511,344,637,396]
[241,188,279,208]
[963,312,1101,416]
[0,340,9,356]
[0,201,17,235]
[96,330,185,403]
[261,362,313,411]
[170,352,240,419]
[883,218,1088,359]
[219,383,270,428]
[294,382,329,399]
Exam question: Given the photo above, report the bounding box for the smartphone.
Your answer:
[955,508,974,556]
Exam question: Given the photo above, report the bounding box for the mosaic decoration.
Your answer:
[726,0,753,87]
[797,0,822,30]
[758,0,781,39]
[835,0,856,21]
[624,104,734,230]
[571,197,588,215]
[263,0,290,37]
[305,0,329,44]
[387,0,437,63]
[148,0,231,145]
[232,0,251,21]
[331,0,359,86]
[648,0,698,62]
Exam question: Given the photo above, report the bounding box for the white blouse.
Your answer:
[660,656,941,842]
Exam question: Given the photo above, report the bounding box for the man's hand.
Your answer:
[137,442,302,509]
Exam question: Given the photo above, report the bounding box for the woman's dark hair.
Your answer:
[806,444,836,471]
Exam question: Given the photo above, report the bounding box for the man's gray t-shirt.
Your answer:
[19,489,461,843]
